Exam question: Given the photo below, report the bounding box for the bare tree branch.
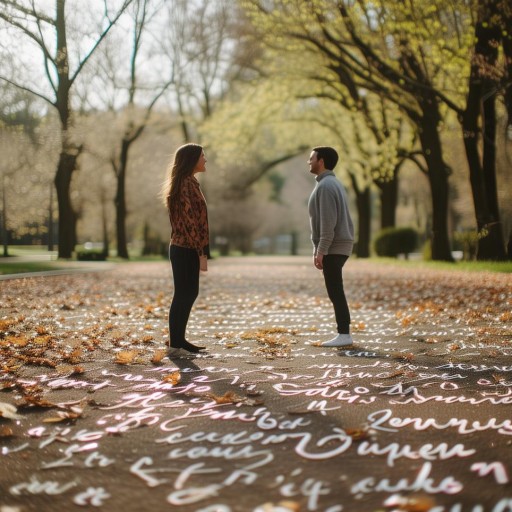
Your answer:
[0,77,54,107]
[70,0,134,86]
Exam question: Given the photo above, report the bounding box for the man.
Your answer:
[308,146,355,347]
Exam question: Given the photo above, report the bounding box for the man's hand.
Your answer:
[314,253,324,270]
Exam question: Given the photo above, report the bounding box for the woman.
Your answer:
[162,143,209,354]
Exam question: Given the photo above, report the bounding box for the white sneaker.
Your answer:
[321,334,353,347]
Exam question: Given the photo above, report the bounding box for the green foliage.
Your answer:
[453,228,489,261]
[76,251,107,262]
[374,227,418,258]
[0,262,61,276]
[422,239,432,261]
[267,171,285,202]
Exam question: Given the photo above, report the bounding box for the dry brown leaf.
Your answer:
[114,350,138,364]
[43,411,82,423]
[0,380,17,390]
[33,335,54,346]
[6,335,29,347]
[257,501,300,512]
[19,395,58,409]
[209,391,240,404]
[499,311,511,322]
[381,370,406,379]
[64,348,83,364]
[344,428,370,441]
[0,318,17,331]
[0,425,14,437]
[392,352,415,361]
[151,350,166,364]
[2,362,22,372]
[162,371,181,385]
[384,493,435,511]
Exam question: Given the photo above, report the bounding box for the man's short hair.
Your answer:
[313,146,338,170]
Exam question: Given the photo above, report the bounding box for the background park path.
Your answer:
[1,256,511,512]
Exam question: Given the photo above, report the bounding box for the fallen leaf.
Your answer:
[209,391,241,404]
[391,352,415,361]
[19,396,58,409]
[344,428,370,441]
[114,350,138,364]
[0,402,23,420]
[0,425,14,437]
[43,411,82,423]
[162,371,181,385]
[255,501,300,512]
[151,350,166,364]
[384,493,435,511]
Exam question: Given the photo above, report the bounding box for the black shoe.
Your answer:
[180,340,206,353]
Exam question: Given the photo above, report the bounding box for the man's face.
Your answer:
[308,151,322,175]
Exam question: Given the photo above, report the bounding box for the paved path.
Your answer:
[0,257,511,512]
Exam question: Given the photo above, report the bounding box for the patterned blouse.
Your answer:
[169,175,209,256]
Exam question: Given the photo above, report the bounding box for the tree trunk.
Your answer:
[377,171,398,229]
[349,173,371,258]
[461,1,507,260]
[1,175,8,257]
[418,100,453,261]
[115,138,130,259]
[54,0,78,259]
[356,186,371,258]
[479,91,506,259]
[48,183,54,252]
[54,147,80,259]
[101,195,109,258]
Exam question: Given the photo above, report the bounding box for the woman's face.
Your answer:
[193,151,207,174]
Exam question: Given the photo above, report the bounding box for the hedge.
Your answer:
[373,227,418,258]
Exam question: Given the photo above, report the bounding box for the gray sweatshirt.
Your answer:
[308,170,354,256]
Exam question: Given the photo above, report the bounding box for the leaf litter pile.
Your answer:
[1,259,511,420]
[0,258,511,511]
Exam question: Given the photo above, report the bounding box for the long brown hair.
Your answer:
[161,143,203,211]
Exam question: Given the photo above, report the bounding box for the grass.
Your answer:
[2,245,511,276]
[368,257,512,273]
[0,261,69,275]
[0,246,166,276]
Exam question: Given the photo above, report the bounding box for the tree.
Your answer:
[0,0,133,258]
[461,0,511,260]
[241,0,490,260]
[158,0,244,142]
[92,0,174,258]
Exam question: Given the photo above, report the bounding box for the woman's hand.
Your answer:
[200,255,208,272]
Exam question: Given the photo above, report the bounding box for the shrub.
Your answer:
[76,251,107,262]
[374,227,418,258]
[453,228,488,261]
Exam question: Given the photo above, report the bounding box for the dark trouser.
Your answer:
[168,245,199,347]
[322,254,350,334]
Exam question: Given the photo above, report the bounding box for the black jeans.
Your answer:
[322,254,350,334]
[169,245,199,347]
